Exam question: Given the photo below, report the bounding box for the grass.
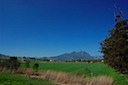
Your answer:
[0,68,113,85]
[21,62,128,85]
[0,72,56,85]
[42,70,113,85]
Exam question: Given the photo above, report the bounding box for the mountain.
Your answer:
[0,53,10,59]
[50,51,94,61]
[0,53,9,57]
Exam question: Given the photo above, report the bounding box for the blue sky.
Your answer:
[0,0,128,57]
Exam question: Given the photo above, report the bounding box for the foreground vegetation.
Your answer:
[0,68,113,85]
[0,72,56,85]
[0,57,128,85]
[22,62,128,85]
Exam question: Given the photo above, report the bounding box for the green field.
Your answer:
[23,62,128,85]
[0,72,55,85]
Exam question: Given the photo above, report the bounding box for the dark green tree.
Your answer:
[33,63,39,72]
[0,57,20,71]
[9,57,20,70]
[25,59,30,68]
[100,19,128,74]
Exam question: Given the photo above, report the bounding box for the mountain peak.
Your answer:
[50,51,93,61]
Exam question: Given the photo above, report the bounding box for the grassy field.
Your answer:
[0,72,56,85]
[22,62,128,85]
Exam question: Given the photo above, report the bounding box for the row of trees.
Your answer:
[0,57,39,73]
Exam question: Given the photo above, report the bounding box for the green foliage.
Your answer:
[100,19,128,74]
[21,62,128,85]
[0,72,55,85]
[37,62,128,85]
[33,63,39,72]
[9,58,20,70]
[25,59,30,68]
[0,58,20,70]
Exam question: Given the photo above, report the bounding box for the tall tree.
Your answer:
[100,17,128,74]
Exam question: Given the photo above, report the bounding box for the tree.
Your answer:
[100,19,128,74]
[9,57,20,70]
[25,59,30,68]
[33,63,39,72]
[0,57,20,71]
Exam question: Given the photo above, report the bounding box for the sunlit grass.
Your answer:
[0,72,55,85]
[21,62,128,85]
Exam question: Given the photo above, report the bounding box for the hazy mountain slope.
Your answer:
[50,51,93,61]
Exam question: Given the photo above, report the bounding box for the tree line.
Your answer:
[0,57,39,72]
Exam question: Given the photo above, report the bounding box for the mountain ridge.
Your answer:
[49,51,94,61]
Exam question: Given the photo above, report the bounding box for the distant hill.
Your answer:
[1,52,101,61]
[0,53,9,57]
[0,53,19,59]
[0,53,10,59]
[49,51,94,61]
